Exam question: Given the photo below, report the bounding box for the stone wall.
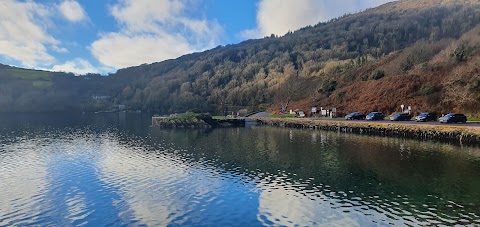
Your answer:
[253,118,480,145]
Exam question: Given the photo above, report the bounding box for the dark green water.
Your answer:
[0,113,479,226]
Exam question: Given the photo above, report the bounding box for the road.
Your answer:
[248,112,480,129]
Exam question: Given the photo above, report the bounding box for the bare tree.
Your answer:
[275,63,300,112]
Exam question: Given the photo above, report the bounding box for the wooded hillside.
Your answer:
[1,0,480,115]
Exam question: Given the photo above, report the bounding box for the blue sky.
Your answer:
[0,0,392,74]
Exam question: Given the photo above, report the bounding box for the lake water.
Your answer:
[1,113,480,226]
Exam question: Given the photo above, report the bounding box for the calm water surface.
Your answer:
[1,113,480,226]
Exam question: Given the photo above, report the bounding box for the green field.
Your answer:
[274,113,296,118]
[0,68,54,88]
[0,68,53,80]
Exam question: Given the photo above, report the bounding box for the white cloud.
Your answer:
[110,0,185,32]
[58,0,87,23]
[51,58,112,75]
[91,33,192,69]
[0,0,59,67]
[52,45,69,53]
[242,0,393,39]
[90,0,222,69]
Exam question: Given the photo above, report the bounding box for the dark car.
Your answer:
[390,113,411,121]
[366,112,384,121]
[345,112,366,120]
[415,112,438,122]
[439,113,467,123]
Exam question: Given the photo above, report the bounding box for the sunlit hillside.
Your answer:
[1,0,479,115]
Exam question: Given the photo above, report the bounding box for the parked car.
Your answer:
[390,113,412,121]
[345,112,366,120]
[415,112,438,122]
[297,111,305,118]
[439,113,467,123]
[366,112,385,120]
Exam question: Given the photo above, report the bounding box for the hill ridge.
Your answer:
[1,0,480,115]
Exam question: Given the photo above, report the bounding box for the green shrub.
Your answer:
[418,83,436,95]
[451,42,473,62]
[401,56,415,72]
[370,70,385,80]
[322,80,338,94]
[469,80,480,93]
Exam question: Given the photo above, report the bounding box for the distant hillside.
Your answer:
[0,64,110,112]
[1,0,480,115]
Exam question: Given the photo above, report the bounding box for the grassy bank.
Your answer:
[467,117,480,122]
[153,112,245,128]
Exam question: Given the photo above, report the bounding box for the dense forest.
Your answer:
[1,0,480,115]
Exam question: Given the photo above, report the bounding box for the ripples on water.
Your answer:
[0,113,480,226]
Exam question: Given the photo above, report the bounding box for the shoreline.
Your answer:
[252,117,480,146]
[152,116,245,128]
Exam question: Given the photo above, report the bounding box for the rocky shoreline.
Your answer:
[152,114,245,128]
[152,116,212,128]
[252,118,480,145]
